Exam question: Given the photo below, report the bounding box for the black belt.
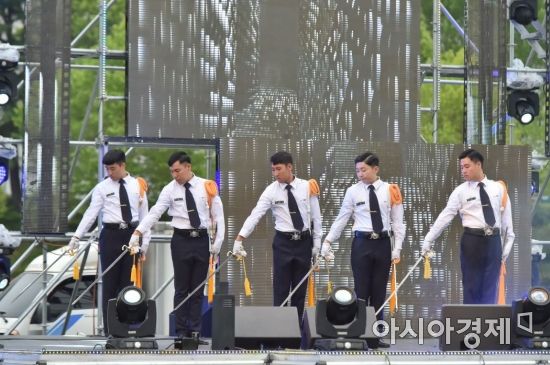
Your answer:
[103,222,138,230]
[354,231,390,240]
[464,227,500,237]
[174,228,208,238]
[276,230,311,241]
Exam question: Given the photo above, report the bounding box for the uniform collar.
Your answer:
[363,178,382,190]
[279,176,299,189]
[117,173,131,184]
[468,175,489,188]
[184,174,198,187]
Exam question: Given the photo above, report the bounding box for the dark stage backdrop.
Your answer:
[127,0,420,142]
[218,138,531,326]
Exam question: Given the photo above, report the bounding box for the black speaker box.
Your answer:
[439,304,513,351]
[301,306,378,349]
[212,293,235,350]
[234,306,301,349]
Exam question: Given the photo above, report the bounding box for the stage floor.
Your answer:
[0,336,550,365]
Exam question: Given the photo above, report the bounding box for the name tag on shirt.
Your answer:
[106,192,115,197]
[356,201,365,206]
[174,197,184,201]
[466,197,476,202]
[274,200,284,205]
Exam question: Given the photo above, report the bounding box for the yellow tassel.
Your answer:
[136,259,143,289]
[326,262,333,294]
[72,262,80,281]
[307,272,316,307]
[498,262,506,304]
[241,258,252,296]
[130,255,137,285]
[207,256,215,304]
[424,256,432,279]
[389,263,397,315]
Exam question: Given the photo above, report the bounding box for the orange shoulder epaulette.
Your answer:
[388,183,403,206]
[497,180,508,211]
[308,179,320,196]
[136,177,148,198]
[204,180,219,207]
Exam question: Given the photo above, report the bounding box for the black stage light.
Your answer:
[508,89,539,125]
[0,273,9,292]
[105,286,157,349]
[512,287,550,349]
[510,0,537,26]
[314,286,368,351]
[0,79,13,106]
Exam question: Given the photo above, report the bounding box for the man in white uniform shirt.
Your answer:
[323,152,405,349]
[232,151,322,323]
[129,151,225,338]
[421,148,515,304]
[67,149,151,335]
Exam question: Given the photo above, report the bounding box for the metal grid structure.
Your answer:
[22,0,71,234]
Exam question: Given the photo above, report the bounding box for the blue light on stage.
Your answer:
[0,158,8,185]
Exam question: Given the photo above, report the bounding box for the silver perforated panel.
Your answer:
[218,138,531,326]
[127,0,420,142]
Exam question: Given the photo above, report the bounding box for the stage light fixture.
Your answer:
[0,44,19,107]
[0,273,9,291]
[507,89,539,125]
[510,0,537,26]
[105,285,157,349]
[512,287,550,349]
[314,286,368,350]
[0,80,12,106]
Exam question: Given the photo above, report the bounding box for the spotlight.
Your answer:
[105,286,157,349]
[314,286,368,350]
[508,89,539,125]
[512,287,550,349]
[0,273,9,291]
[510,0,537,26]
[0,44,18,106]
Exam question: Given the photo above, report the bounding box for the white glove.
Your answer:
[392,249,401,262]
[321,241,335,261]
[128,234,141,255]
[232,240,247,258]
[421,241,433,256]
[67,236,80,253]
[502,253,509,262]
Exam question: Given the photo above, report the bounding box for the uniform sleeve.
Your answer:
[325,188,354,243]
[423,187,461,243]
[138,190,151,254]
[74,186,103,239]
[238,188,272,239]
[390,202,406,251]
[136,185,171,234]
[310,194,322,250]
[501,190,515,259]
[210,194,225,253]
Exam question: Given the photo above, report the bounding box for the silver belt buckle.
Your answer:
[291,231,301,241]
[119,222,128,229]
[190,230,200,238]
[484,227,494,236]
[370,232,380,239]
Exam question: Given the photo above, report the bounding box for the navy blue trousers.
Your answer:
[460,232,502,304]
[272,231,312,323]
[351,236,391,321]
[99,227,134,335]
[170,233,209,336]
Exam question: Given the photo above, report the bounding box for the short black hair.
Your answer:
[168,151,192,166]
[270,151,293,165]
[354,151,379,166]
[102,149,126,165]
[458,148,484,166]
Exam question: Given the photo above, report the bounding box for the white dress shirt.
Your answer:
[325,179,406,252]
[74,174,151,252]
[238,177,323,250]
[136,175,225,252]
[424,176,515,258]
